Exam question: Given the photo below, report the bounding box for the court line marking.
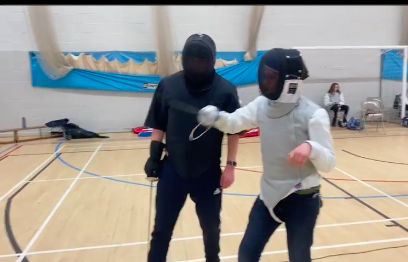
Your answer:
[29,173,144,183]
[174,237,408,262]
[0,145,22,161]
[15,143,103,262]
[0,144,17,155]
[0,145,65,203]
[61,138,260,150]
[54,147,408,199]
[64,144,149,150]
[60,138,245,149]
[23,137,257,148]
[335,167,408,209]
[25,166,261,183]
[21,173,408,200]
[1,216,407,258]
[13,162,401,184]
[55,144,268,191]
[342,149,408,166]
[26,166,260,183]
[61,140,151,146]
[63,143,255,150]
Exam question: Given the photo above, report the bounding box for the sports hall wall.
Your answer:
[0,6,403,132]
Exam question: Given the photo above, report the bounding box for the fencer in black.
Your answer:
[144,33,241,262]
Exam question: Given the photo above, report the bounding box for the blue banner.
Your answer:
[30,51,265,92]
[381,50,406,80]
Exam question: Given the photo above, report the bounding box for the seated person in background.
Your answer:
[324,83,349,127]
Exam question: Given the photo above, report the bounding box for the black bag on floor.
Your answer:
[45,118,109,140]
[45,118,70,128]
[63,127,109,140]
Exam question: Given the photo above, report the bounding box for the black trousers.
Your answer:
[238,193,321,262]
[147,160,222,262]
[330,104,349,122]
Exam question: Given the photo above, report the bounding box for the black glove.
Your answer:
[144,141,165,182]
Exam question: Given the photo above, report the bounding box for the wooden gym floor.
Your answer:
[1,122,408,262]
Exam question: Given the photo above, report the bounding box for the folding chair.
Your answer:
[366,97,388,122]
[360,100,386,133]
[366,97,384,110]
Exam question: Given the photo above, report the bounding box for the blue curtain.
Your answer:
[30,51,266,92]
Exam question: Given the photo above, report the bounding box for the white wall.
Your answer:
[0,5,403,132]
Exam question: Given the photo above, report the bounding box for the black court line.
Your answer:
[342,149,408,166]
[323,178,408,233]
[279,244,408,262]
[4,153,60,262]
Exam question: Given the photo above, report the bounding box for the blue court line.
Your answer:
[0,144,16,155]
[54,142,408,200]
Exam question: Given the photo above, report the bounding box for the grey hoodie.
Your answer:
[324,92,345,110]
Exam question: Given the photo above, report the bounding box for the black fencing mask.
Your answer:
[258,48,309,101]
[182,34,216,92]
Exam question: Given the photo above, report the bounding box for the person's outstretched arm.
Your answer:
[223,87,241,163]
[213,96,264,134]
[220,87,242,189]
[306,108,336,173]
